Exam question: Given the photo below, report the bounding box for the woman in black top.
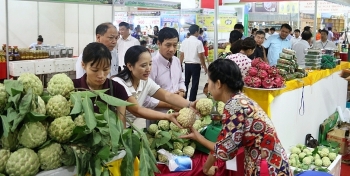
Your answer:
[151,26,159,44]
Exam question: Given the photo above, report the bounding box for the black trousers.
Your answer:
[184,63,201,101]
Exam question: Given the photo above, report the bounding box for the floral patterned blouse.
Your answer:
[211,93,291,176]
[220,52,251,77]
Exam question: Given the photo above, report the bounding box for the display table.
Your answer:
[155,148,245,176]
[244,62,350,149]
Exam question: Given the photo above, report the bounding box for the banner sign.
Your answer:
[124,0,181,10]
[160,14,196,29]
[132,16,160,29]
[197,15,237,32]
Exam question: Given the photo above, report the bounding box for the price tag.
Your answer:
[225,157,237,171]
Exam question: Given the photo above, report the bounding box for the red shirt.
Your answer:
[72,74,129,113]
[204,46,209,57]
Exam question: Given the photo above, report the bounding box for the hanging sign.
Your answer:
[124,0,181,10]
[197,15,237,33]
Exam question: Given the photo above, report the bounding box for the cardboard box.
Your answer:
[327,127,350,154]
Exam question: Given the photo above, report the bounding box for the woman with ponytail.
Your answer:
[113,45,195,127]
[29,35,44,49]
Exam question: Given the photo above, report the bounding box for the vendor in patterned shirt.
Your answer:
[181,59,291,176]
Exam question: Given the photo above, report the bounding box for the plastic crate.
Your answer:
[9,61,35,77]
[0,62,7,79]
[30,59,55,74]
[54,58,74,72]
[195,123,222,154]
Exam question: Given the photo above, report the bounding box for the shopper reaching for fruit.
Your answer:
[112,45,196,128]
[180,59,291,176]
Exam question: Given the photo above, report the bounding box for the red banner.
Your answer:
[201,0,223,9]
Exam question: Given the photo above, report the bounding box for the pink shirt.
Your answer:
[225,53,252,77]
[143,52,186,113]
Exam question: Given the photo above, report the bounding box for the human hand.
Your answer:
[174,90,185,98]
[203,66,208,75]
[179,127,201,141]
[203,166,218,176]
[340,69,350,81]
[166,113,182,128]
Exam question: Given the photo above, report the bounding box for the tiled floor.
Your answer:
[133,69,208,129]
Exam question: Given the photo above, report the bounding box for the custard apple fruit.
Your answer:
[196,98,213,116]
[151,149,158,159]
[190,142,196,149]
[158,120,170,131]
[0,149,10,173]
[176,108,197,128]
[48,116,75,143]
[74,114,86,127]
[0,83,8,113]
[38,143,63,170]
[193,123,201,131]
[169,130,178,140]
[173,142,183,150]
[18,121,47,149]
[148,138,155,146]
[32,96,46,115]
[47,73,74,98]
[6,148,40,176]
[158,154,168,163]
[17,73,43,96]
[155,130,163,139]
[147,124,158,134]
[172,149,183,156]
[1,130,19,151]
[217,101,225,115]
[183,146,195,157]
[169,122,180,132]
[46,95,71,118]
[146,133,153,139]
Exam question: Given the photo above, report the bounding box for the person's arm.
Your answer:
[262,46,268,63]
[152,88,191,109]
[262,36,272,49]
[203,154,217,174]
[197,43,207,73]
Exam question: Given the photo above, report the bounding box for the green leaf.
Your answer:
[139,143,154,175]
[38,139,52,149]
[101,169,109,176]
[124,132,141,159]
[70,93,82,115]
[120,147,134,176]
[96,101,108,114]
[19,90,33,116]
[41,95,52,104]
[103,109,121,152]
[155,131,171,147]
[95,113,104,120]
[25,111,48,122]
[82,94,97,130]
[92,131,102,146]
[8,94,21,110]
[4,80,23,96]
[11,114,25,132]
[70,127,90,142]
[97,126,109,136]
[73,91,98,98]
[97,146,110,160]
[98,93,134,107]
[92,158,102,176]
[6,107,18,123]
[1,115,10,137]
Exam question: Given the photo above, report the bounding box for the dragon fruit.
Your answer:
[273,75,284,88]
[252,77,262,88]
[251,58,263,67]
[268,66,279,77]
[247,67,258,77]
[257,70,268,79]
[244,75,254,87]
[262,77,274,89]
[256,62,270,71]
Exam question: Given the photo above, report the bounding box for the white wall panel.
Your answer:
[65,4,79,56]
[0,0,6,45]
[7,0,38,47]
[78,4,94,55]
[38,2,65,46]
[94,5,113,32]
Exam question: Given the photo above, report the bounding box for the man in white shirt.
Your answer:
[313,29,337,50]
[327,27,334,41]
[292,31,312,68]
[117,22,140,72]
[290,29,302,48]
[180,24,207,101]
[264,28,270,40]
[75,22,119,78]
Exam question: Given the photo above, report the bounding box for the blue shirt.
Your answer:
[179,32,187,42]
[263,34,291,66]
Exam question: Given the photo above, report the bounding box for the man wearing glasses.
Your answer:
[75,22,119,78]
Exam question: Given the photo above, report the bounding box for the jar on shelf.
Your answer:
[2,44,6,51]
[67,47,73,58]
[8,46,12,54]
[13,46,19,54]
[49,47,55,58]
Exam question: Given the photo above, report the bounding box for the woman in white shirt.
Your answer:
[113,45,194,127]
[29,35,44,50]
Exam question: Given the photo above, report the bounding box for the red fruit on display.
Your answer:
[257,69,268,79]
[252,76,262,88]
[273,75,284,88]
[244,75,254,87]
[256,62,270,71]
[247,67,259,77]
[261,77,274,89]
[251,58,263,67]
[268,66,279,77]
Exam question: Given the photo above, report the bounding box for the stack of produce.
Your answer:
[145,98,225,163]
[289,144,339,174]
[321,54,336,69]
[305,49,322,70]
[0,73,157,176]
[244,58,285,89]
[276,48,307,81]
